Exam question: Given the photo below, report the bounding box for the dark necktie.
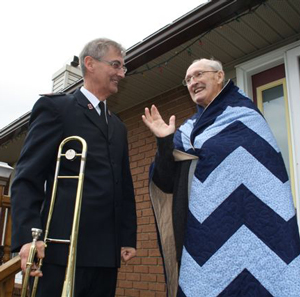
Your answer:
[99,101,108,137]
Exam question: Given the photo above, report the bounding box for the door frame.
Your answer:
[257,78,295,203]
[235,40,300,224]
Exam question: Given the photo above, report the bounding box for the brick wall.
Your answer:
[115,86,195,297]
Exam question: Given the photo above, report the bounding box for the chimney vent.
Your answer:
[52,56,82,93]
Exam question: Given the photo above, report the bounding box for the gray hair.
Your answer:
[79,38,126,76]
[191,58,223,71]
[191,58,225,85]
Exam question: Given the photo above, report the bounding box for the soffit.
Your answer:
[108,0,300,113]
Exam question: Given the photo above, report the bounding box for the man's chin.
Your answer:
[193,97,207,108]
[192,96,202,104]
[110,86,118,94]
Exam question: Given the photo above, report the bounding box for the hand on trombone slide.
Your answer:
[19,241,45,277]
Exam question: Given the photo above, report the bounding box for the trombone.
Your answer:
[21,136,88,297]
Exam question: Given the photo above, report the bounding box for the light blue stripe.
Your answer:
[179,118,196,151]
[189,147,295,223]
[193,106,279,151]
[179,226,300,297]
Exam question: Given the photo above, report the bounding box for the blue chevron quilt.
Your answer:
[173,80,300,297]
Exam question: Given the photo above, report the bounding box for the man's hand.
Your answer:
[121,247,136,263]
[19,241,45,277]
[142,105,176,138]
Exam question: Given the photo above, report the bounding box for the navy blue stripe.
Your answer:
[218,269,273,297]
[190,81,260,143]
[194,122,288,183]
[177,286,187,297]
[184,185,300,266]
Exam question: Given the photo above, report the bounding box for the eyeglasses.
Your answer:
[182,70,218,86]
[94,58,127,74]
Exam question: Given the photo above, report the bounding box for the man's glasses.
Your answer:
[95,58,127,74]
[182,70,218,86]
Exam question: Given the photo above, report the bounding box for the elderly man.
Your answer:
[142,58,300,297]
[11,38,137,297]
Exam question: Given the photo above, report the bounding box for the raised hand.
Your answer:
[142,105,175,137]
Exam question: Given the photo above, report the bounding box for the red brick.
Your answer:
[120,265,134,273]
[131,166,145,176]
[124,289,140,297]
[141,273,157,282]
[133,281,149,290]
[145,149,156,158]
[136,249,148,257]
[142,208,154,217]
[135,195,144,203]
[137,217,150,225]
[118,272,126,280]
[139,143,153,153]
[143,194,151,201]
[149,266,164,274]
[137,157,152,167]
[149,216,155,224]
[139,291,155,297]
[149,249,161,257]
[136,187,149,195]
[157,275,165,283]
[132,139,146,148]
[140,240,158,249]
[140,224,156,233]
[126,273,141,281]
[118,280,133,289]
[130,161,138,169]
[133,180,144,189]
[148,282,166,292]
[127,257,141,265]
[134,266,149,274]
[129,147,139,157]
[131,153,145,162]
[115,287,124,296]
[155,292,167,297]
[141,257,158,265]
[136,201,151,210]
[137,172,149,181]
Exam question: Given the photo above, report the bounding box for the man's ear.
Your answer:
[217,70,225,85]
[84,56,95,73]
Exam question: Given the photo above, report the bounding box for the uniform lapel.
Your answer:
[74,89,108,138]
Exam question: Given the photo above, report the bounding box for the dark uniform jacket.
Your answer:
[11,89,137,268]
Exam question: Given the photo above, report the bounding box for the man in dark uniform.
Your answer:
[11,38,137,297]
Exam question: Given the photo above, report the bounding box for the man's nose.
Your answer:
[117,68,126,78]
[189,77,199,88]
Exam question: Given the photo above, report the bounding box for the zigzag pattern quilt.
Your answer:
[173,80,300,297]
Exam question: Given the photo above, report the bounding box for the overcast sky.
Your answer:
[0,0,207,129]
